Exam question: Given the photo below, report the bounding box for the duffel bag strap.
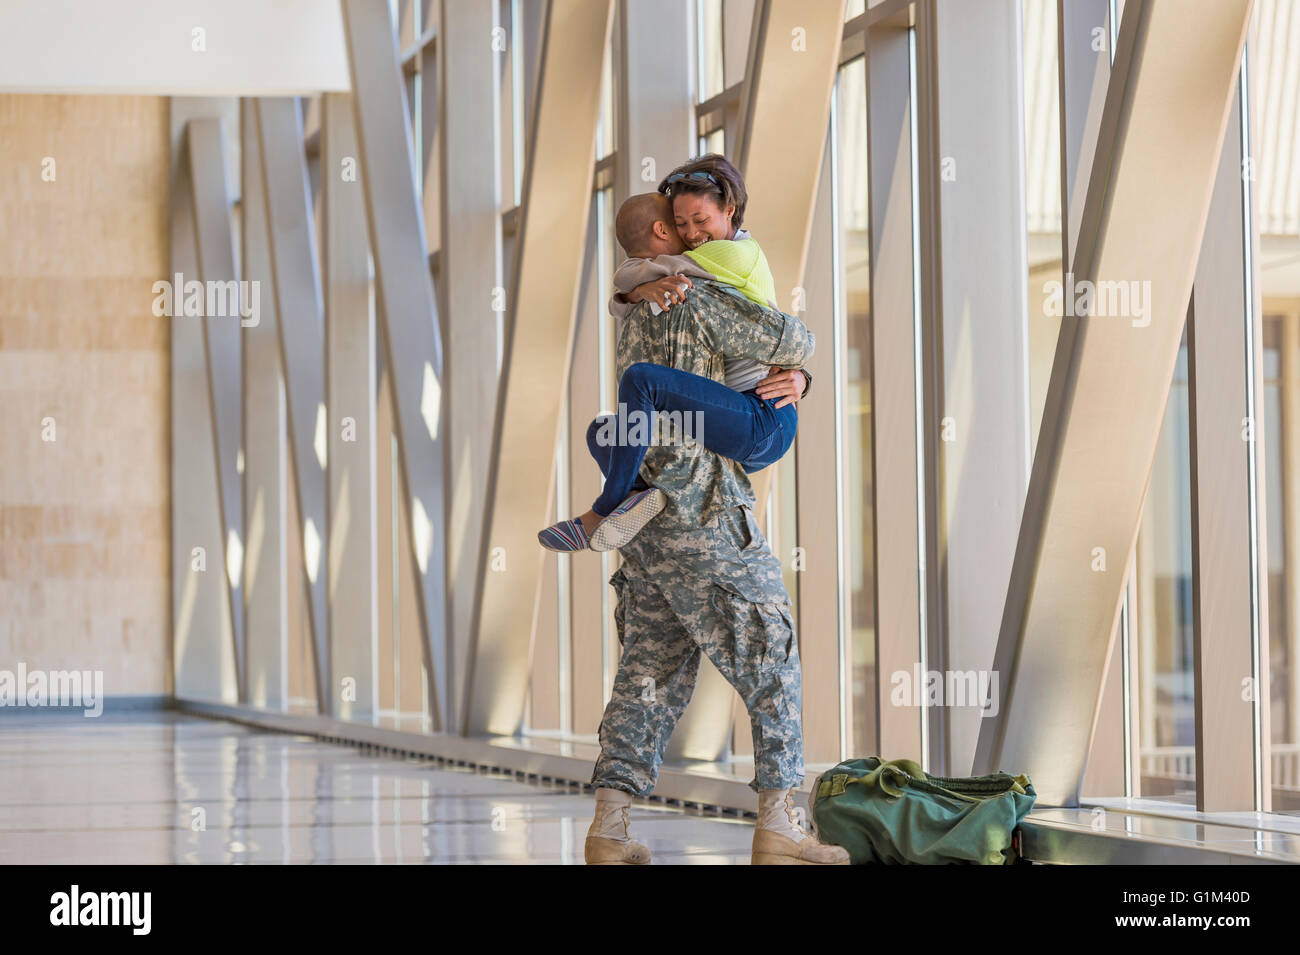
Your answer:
[839,757,967,801]
[817,758,934,800]
[817,759,1031,803]
[859,758,926,798]
[853,758,985,805]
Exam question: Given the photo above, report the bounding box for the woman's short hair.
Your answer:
[658,154,748,233]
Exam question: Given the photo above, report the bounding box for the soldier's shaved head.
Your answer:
[615,193,673,257]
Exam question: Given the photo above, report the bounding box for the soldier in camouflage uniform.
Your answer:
[585,280,850,866]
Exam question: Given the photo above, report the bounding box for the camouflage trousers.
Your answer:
[589,504,804,796]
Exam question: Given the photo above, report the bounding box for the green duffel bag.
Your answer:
[809,756,1036,865]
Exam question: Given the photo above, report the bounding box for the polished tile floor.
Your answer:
[0,710,759,864]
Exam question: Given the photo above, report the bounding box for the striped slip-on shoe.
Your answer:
[589,488,666,552]
[538,516,591,552]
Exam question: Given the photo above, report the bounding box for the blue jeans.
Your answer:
[586,361,798,516]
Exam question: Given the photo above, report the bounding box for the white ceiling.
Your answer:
[0,0,350,96]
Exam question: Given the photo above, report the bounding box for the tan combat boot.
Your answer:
[584,787,652,865]
[752,787,851,865]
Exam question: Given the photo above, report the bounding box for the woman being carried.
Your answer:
[538,153,812,553]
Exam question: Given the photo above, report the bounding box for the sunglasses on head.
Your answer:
[661,170,719,194]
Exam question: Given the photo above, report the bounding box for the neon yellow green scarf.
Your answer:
[684,238,777,309]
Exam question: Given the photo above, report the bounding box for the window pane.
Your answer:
[1252,0,1300,810]
[696,0,724,103]
[837,56,877,755]
[597,25,615,159]
[1024,0,1063,458]
[1261,319,1288,808]
[1137,332,1197,800]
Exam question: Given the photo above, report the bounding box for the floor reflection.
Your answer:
[0,710,756,864]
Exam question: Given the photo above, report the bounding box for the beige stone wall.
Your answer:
[0,94,171,694]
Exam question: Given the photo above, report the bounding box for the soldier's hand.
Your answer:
[754,367,808,409]
[630,275,693,309]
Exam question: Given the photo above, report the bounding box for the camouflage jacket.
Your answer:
[614,280,816,533]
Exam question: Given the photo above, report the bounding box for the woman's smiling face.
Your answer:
[672,192,736,249]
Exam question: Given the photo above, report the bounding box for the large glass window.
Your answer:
[1023,0,1064,457]
[836,55,877,755]
[1260,316,1289,805]
[699,127,724,159]
[598,26,616,160]
[1253,0,1300,810]
[696,0,724,104]
[1135,333,1196,799]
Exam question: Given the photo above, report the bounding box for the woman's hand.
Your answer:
[628,275,693,309]
[753,367,808,409]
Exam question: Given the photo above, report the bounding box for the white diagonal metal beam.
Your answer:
[170,100,239,703]
[255,97,330,712]
[240,99,289,710]
[187,117,246,698]
[1060,0,1149,803]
